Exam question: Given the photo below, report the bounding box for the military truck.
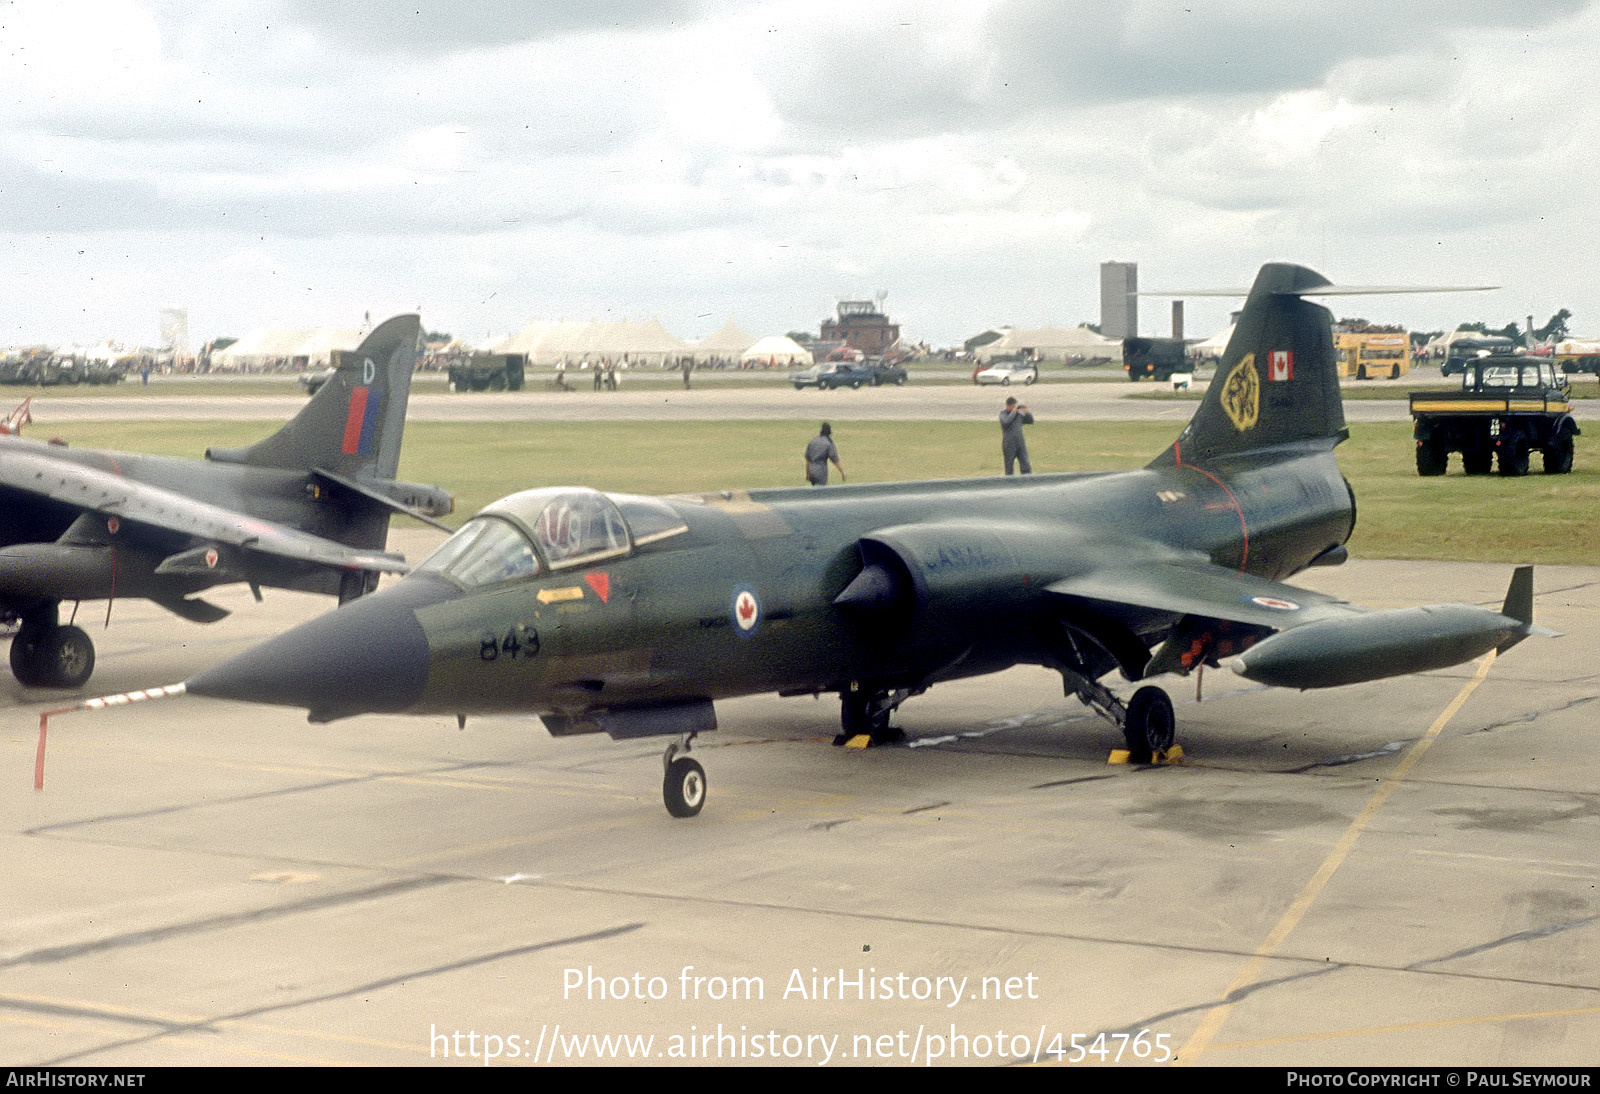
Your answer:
[1411,356,1579,476]
[1440,335,1517,377]
[1123,336,1187,382]
[446,353,526,392]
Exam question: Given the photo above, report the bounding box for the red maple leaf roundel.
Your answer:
[733,587,760,633]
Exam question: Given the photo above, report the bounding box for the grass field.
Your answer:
[1133,379,1600,402]
[44,417,1600,566]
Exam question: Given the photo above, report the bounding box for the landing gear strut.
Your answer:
[8,603,95,689]
[662,734,706,818]
[1059,670,1176,763]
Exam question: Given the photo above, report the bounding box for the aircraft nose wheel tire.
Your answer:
[1123,685,1175,764]
[664,757,707,818]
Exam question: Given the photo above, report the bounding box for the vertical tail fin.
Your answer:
[1500,565,1534,626]
[206,314,421,480]
[1148,263,1346,470]
[1496,565,1549,653]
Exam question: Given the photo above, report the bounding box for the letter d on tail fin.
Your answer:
[1148,263,1347,471]
[205,315,422,479]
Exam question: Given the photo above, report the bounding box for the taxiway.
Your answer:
[4,541,1596,1067]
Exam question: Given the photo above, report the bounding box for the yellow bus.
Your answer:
[1334,330,1410,380]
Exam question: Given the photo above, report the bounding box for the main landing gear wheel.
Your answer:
[9,623,95,689]
[835,689,904,746]
[1122,685,1175,764]
[663,757,706,818]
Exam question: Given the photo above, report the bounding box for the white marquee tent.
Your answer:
[973,326,1119,362]
[495,318,689,365]
[690,319,759,363]
[740,335,814,366]
[1189,324,1235,358]
[211,326,366,370]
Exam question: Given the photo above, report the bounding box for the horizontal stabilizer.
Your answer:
[311,467,455,531]
[1140,275,1497,298]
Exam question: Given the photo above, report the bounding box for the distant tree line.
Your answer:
[1342,310,1573,350]
[1453,309,1573,343]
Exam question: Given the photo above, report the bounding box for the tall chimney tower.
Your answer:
[1100,261,1137,340]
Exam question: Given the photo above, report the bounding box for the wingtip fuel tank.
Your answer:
[1230,567,1545,689]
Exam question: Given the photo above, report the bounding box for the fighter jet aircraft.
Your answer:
[179,265,1544,817]
[1,315,451,689]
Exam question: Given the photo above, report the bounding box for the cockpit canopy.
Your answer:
[417,487,688,588]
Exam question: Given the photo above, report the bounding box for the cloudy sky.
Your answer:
[2,0,1597,350]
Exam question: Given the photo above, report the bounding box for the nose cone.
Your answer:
[187,577,453,722]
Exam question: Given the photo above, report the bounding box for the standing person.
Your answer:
[999,396,1033,475]
[803,422,845,486]
[681,357,693,390]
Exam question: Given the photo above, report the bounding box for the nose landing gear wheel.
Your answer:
[664,757,706,818]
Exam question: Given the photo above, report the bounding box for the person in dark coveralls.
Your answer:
[999,396,1033,474]
[803,422,846,485]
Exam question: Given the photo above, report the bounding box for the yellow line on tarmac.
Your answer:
[1177,653,1498,1065]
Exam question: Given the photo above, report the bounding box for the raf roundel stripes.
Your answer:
[341,386,383,456]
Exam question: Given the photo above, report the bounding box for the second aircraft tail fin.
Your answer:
[206,314,421,481]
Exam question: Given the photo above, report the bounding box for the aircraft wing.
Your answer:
[0,445,407,574]
[1044,559,1358,631]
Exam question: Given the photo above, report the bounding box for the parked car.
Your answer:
[792,361,906,389]
[975,361,1038,386]
[297,367,336,396]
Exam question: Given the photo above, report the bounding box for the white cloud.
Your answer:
[1249,92,1361,159]
[1,0,1599,346]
